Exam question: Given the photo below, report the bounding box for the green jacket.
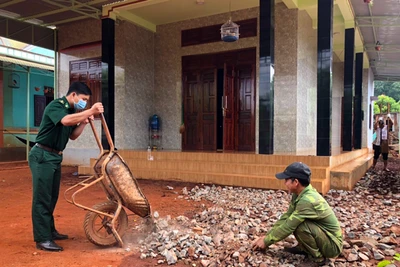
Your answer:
[263,185,343,249]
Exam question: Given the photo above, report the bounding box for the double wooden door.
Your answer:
[182,64,255,151]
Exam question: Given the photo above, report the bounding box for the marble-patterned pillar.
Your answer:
[259,0,274,154]
[343,28,354,151]
[274,3,298,154]
[316,0,333,156]
[362,68,374,149]
[101,18,115,149]
[354,52,363,149]
[332,61,344,155]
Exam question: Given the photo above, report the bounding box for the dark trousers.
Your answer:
[28,146,62,242]
[373,144,388,160]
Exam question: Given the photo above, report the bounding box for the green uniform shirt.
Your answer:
[264,185,343,249]
[35,96,76,151]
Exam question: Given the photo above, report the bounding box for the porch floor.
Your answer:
[78,148,373,194]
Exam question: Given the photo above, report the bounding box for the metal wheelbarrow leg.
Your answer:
[65,114,151,247]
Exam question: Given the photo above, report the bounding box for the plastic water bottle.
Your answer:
[147,146,152,160]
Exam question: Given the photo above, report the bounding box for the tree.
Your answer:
[374,81,400,101]
[374,95,400,114]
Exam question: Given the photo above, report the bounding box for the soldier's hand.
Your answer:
[82,115,94,125]
[91,103,104,115]
[252,236,267,251]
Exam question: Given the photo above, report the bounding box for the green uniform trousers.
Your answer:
[294,220,342,260]
[28,146,62,242]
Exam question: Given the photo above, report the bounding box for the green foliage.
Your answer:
[374,95,400,114]
[377,260,392,267]
[377,253,400,267]
[375,81,400,101]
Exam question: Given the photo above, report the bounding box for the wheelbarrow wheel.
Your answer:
[83,201,128,247]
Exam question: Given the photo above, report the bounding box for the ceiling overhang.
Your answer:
[282,0,370,68]
[351,0,400,81]
[6,0,400,81]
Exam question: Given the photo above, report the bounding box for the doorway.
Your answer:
[182,48,256,152]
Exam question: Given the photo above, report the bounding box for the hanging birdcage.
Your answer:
[220,19,240,43]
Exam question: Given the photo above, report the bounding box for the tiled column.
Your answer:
[354,53,363,149]
[101,18,115,149]
[332,62,344,155]
[274,3,298,154]
[343,28,354,151]
[362,68,374,149]
[259,0,274,154]
[316,0,333,156]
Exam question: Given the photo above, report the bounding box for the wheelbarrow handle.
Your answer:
[100,113,115,152]
[89,119,103,154]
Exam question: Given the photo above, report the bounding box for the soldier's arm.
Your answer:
[263,200,318,246]
[61,103,103,126]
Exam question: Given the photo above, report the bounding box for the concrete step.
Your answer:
[330,154,374,191]
[121,158,329,178]
[129,168,328,194]
[78,165,329,194]
[117,151,332,167]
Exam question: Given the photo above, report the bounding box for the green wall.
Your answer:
[3,66,54,129]
[2,65,54,147]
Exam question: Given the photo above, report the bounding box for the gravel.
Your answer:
[127,159,400,267]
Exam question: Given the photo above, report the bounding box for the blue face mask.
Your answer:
[74,98,87,110]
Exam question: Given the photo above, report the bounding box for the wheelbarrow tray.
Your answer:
[103,151,151,218]
[93,152,116,199]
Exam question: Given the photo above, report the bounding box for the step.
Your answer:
[78,166,329,194]
[78,165,92,175]
[117,151,331,167]
[330,154,374,191]
[330,148,370,168]
[121,158,329,179]
[127,167,329,194]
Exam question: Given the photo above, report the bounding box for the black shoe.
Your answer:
[52,231,69,240]
[36,240,63,252]
[283,246,308,256]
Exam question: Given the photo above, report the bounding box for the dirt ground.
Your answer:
[0,163,207,267]
[1,159,399,267]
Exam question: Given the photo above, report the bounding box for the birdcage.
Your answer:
[220,19,240,43]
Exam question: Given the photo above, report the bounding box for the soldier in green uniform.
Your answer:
[29,82,104,252]
[252,162,343,266]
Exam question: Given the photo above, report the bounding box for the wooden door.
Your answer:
[223,64,235,151]
[236,65,255,151]
[70,58,102,108]
[200,70,217,151]
[183,72,200,150]
[183,70,217,151]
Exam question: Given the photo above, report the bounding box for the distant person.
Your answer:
[252,162,343,267]
[372,115,395,171]
[29,82,104,252]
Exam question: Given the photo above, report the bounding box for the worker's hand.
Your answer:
[90,103,104,115]
[391,151,399,158]
[252,236,267,251]
[81,115,94,125]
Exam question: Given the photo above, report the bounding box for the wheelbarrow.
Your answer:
[64,114,151,247]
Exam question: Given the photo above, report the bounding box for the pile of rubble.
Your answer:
[128,169,400,267]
